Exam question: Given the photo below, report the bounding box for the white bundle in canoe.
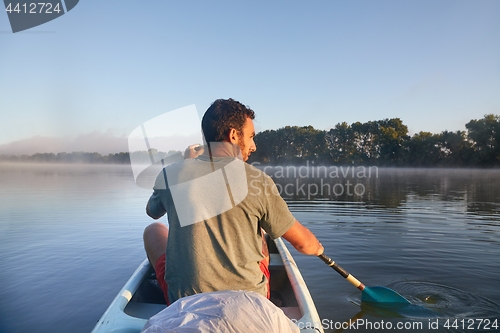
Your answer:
[140,290,300,333]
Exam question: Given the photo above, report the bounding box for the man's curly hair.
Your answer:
[201,98,255,145]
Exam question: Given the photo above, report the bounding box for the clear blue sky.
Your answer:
[1,1,499,154]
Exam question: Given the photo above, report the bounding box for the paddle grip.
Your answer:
[318,254,349,278]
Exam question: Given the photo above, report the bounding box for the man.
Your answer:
[143,98,323,304]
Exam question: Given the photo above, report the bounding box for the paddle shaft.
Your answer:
[318,254,365,291]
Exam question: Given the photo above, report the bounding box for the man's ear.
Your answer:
[228,128,239,144]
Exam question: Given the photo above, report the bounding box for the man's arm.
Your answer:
[281,220,324,256]
[147,144,200,220]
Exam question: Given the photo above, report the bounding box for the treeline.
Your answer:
[0,151,131,164]
[0,150,180,164]
[249,114,500,167]
[2,114,499,167]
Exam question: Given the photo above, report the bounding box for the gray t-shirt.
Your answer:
[147,156,296,303]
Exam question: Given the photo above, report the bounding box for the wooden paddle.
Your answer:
[318,253,410,303]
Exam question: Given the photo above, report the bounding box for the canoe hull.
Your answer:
[91,237,324,333]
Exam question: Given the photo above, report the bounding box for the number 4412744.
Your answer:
[5,2,62,14]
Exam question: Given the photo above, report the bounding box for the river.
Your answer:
[0,163,499,333]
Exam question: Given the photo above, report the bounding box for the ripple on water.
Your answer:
[347,281,499,320]
[393,281,500,318]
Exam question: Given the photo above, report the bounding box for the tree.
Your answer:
[376,118,409,165]
[252,129,279,163]
[351,121,378,163]
[436,130,472,166]
[406,132,443,166]
[466,114,500,166]
[348,118,409,165]
[325,122,356,164]
[251,126,327,164]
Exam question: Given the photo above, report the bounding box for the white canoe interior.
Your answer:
[91,237,324,333]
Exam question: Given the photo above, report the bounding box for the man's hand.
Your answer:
[184,144,204,159]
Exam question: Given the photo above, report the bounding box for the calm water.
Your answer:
[0,163,499,333]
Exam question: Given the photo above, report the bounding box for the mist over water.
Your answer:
[1,163,499,333]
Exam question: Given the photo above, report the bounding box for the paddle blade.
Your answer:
[361,286,411,304]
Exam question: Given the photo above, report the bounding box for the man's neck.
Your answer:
[202,141,242,159]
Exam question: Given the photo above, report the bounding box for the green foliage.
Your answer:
[466,114,500,165]
[250,114,499,167]
[325,122,356,164]
[252,126,328,164]
[405,132,443,166]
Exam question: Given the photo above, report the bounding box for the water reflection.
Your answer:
[259,166,500,215]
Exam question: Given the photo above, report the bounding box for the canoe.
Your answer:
[91,237,324,333]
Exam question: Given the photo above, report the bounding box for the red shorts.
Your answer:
[154,254,170,305]
[260,259,271,299]
[154,254,271,304]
